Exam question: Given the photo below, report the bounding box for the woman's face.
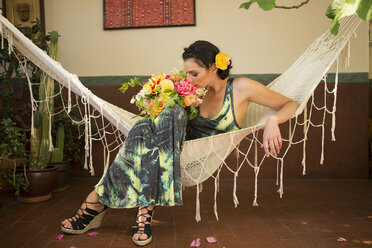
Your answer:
[183,58,212,88]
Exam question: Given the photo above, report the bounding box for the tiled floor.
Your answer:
[0,177,371,248]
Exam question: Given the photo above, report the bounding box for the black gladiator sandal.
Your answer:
[131,207,155,231]
[132,206,155,246]
[61,201,108,234]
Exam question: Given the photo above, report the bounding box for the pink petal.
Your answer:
[206,236,217,244]
[55,234,64,240]
[190,238,201,247]
[87,232,99,237]
[337,237,347,242]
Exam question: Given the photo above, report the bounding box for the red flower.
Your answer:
[174,79,195,96]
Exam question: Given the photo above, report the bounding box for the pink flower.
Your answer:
[206,236,217,243]
[337,237,347,242]
[190,238,200,247]
[55,234,64,240]
[87,232,99,237]
[174,79,195,96]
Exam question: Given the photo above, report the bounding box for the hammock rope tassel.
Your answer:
[195,183,201,222]
[46,77,54,152]
[320,81,327,165]
[83,95,89,170]
[214,177,219,221]
[67,74,72,113]
[302,104,308,175]
[233,172,239,208]
[276,159,280,186]
[277,158,284,198]
[331,58,339,142]
[253,164,260,207]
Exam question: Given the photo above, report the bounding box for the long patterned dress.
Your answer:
[96,78,240,208]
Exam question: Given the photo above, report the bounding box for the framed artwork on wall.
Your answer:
[2,0,45,36]
[104,0,196,30]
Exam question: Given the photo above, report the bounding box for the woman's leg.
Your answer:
[61,189,105,230]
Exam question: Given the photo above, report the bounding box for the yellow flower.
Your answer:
[160,79,174,90]
[215,52,231,70]
[150,73,167,84]
[143,82,155,93]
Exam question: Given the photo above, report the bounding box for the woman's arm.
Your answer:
[236,78,299,157]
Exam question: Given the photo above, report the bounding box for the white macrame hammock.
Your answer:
[0,13,361,222]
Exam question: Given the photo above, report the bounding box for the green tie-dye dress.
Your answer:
[96,78,240,208]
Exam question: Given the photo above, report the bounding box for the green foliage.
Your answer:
[2,165,29,196]
[240,0,257,9]
[0,118,28,164]
[326,0,372,35]
[186,105,198,120]
[119,77,143,94]
[240,0,372,35]
[0,119,29,196]
[240,0,275,11]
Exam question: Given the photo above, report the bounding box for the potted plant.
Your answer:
[0,118,29,195]
[15,30,61,203]
[0,20,76,202]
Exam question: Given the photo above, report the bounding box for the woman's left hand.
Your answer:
[261,116,282,157]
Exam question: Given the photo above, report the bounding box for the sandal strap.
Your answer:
[66,204,107,231]
[132,207,154,229]
[135,224,152,238]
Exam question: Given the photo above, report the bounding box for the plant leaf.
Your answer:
[356,0,372,20]
[326,0,361,35]
[239,0,257,9]
[257,0,275,11]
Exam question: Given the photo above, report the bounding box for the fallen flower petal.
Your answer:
[190,238,201,247]
[87,232,99,237]
[55,234,64,240]
[206,236,217,244]
[337,237,347,242]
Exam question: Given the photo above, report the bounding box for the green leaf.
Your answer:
[164,99,177,109]
[257,0,275,11]
[239,0,257,9]
[326,0,344,18]
[326,0,361,35]
[356,0,372,20]
[119,77,142,94]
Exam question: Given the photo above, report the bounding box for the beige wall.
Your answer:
[44,0,368,77]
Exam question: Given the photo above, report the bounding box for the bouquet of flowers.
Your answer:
[119,71,207,120]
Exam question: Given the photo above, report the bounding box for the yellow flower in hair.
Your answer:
[215,52,231,70]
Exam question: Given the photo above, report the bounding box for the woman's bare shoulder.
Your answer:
[232,77,266,95]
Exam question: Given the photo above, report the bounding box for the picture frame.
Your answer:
[104,0,196,30]
[2,0,45,36]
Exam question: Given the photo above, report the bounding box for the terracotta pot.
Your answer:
[16,165,57,203]
[49,161,71,192]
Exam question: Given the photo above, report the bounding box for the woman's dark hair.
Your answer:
[182,40,232,80]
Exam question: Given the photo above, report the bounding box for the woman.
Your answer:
[61,40,299,246]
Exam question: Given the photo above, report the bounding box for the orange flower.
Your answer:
[183,94,195,107]
[150,99,165,116]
